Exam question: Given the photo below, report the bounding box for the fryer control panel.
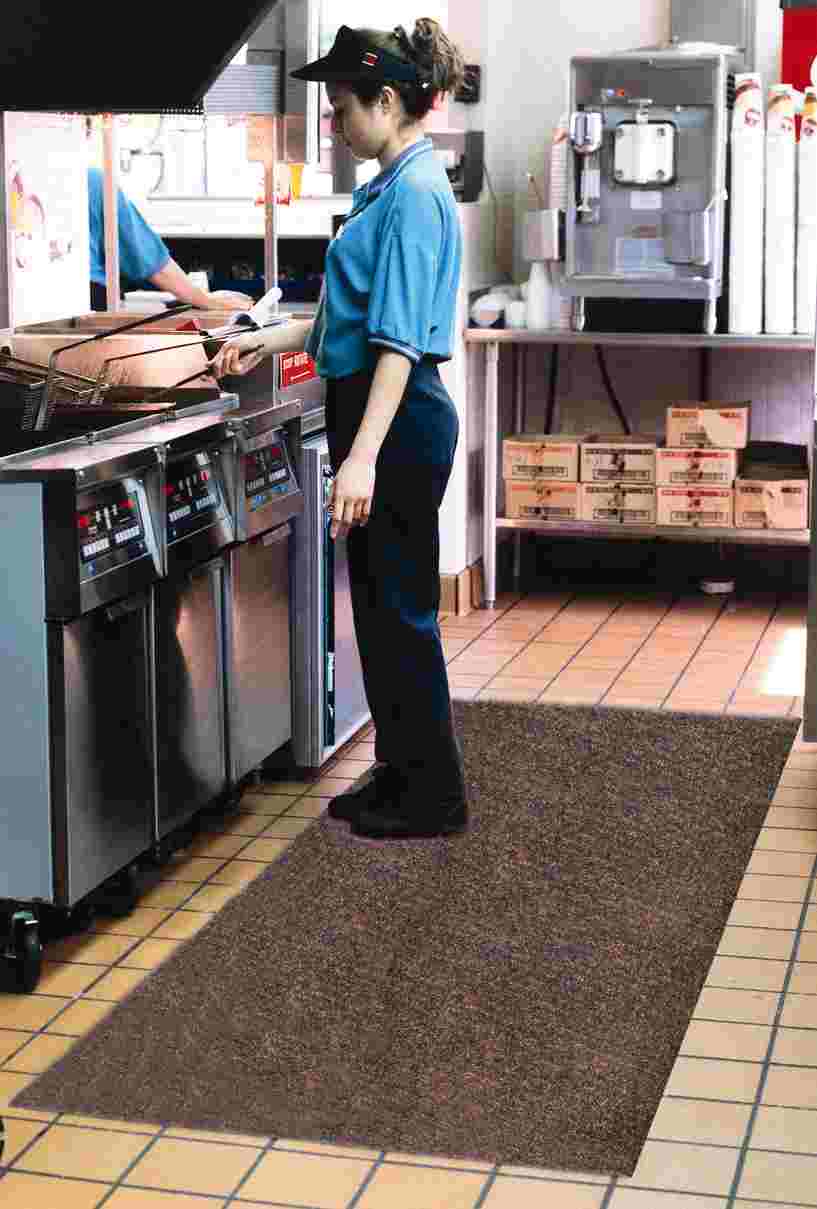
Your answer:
[76,478,153,583]
[243,430,297,514]
[166,449,228,545]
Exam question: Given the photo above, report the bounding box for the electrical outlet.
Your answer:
[455,64,481,105]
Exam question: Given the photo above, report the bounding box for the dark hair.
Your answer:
[351,19,465,123]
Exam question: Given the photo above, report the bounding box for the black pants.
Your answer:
[326,359,466,805]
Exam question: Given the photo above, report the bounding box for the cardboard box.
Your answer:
[505,481,581,521]
[579,484,656,524]
[502,434,584,482]
[580,435,656,485]
[656,487,734,527]
[656,447,738,487]
[665,404,750,449]
[734,479,809,529]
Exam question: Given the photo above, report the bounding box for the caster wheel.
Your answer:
[9,912,42,993]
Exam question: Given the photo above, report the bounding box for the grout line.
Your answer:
[724,595,786,711]
[594,594,681,705]
[725,842,817,1208]
[655,596,730,710]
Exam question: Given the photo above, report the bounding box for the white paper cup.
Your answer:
[505,300,527,328]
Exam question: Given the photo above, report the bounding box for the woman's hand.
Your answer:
[209,330,267,378]
[328,454,376,540]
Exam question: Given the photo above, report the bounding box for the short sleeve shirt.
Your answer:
[87,166,170,287]
[306,138,462,378]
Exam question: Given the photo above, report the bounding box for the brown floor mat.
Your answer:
[14,702,799,1177]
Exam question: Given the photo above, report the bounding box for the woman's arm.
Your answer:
[210,319,313,377]
[329,349,412,540]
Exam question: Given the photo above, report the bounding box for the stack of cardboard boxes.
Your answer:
[657,405,747,528]
[502,404,809,532]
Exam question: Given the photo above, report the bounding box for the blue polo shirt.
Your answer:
[306,137,462,378]
[87,166,170,287]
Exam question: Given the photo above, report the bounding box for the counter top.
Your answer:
[464,328,815,352]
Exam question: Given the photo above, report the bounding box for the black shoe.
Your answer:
[351,795,468,839]
[327,764,403,822]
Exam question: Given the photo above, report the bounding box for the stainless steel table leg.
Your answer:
[512,344,525,590]
[484,341,500,609]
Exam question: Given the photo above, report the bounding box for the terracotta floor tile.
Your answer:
[238,838,291,864]
[0,1172,106,1208]
[728,901,802,930]
[0,1070,32,1108]
[42,934,137,966]
[186,835,252,861]
[474,1175,608,1207]
[92,908,173,938]
[34,963,109,998]
[211,860,270,887]
[183,884,242,913]
[738,1151,817,1204]
[125,1137,261,1196]
[756,826,817,853]
[118,938,183,971]
[615,1140,739,1195]
[750,1104,817,1153]
[680,1020,771,1062]
[0,1030,31,1065]
[716,926,796,961]
[355,1161,490,1209]
[19,1123,149,1181]
[258,817,313,839]
[648,1097,751,1147]
[104,1190,229,1209]
[150,912,214,942]
[3,1033,77,1075]
[238,1151,375,1206]
[45,998,113,1036]
[83,968,148,1002]
[706,956,788,991]
[694,987,781,1025]
[476,686,541,702]
[137,883,196,910]
[738,874,811,902]
[271,1137,380,1159]
[203,813,274,838]
[781,993,817,1028]
[0,1115,50,1165]
[763,1064,817,1107]
[162,857,228,884]
[748,851,814,877]
[789,962,817,994]
[771,1026,817,1066]
[0,995,70,1033]
[238,792,298,815]
[164,1127,268,1147]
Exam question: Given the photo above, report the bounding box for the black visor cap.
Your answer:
[290,25,421,84]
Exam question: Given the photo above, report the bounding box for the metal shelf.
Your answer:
[465,329,815,353]
[497,518,810,547]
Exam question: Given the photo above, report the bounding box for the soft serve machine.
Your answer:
[562,2,755,333]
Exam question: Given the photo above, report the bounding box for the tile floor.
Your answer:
[1,587,816,1208]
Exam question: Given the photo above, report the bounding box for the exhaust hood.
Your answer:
[0,1,280,113]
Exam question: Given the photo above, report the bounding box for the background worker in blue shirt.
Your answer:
[87,162,254,313]
[212,19,468,841]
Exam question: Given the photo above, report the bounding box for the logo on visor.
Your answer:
[362,52,379,67]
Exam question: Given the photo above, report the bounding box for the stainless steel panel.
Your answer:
[155,561,227,837]
[226,529,292,784]
[51,595,154,905]
[291,435,368,767]
[670,0,754,62]
[0,482,53,903]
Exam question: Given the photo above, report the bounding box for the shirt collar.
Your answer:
[352,136,434,207]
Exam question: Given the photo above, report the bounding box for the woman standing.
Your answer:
[213,19,468,841]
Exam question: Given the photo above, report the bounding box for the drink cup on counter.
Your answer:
[505,300,528,328]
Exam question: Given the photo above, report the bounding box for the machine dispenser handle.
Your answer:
[104,593,148,623]
[262,522,292,547]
